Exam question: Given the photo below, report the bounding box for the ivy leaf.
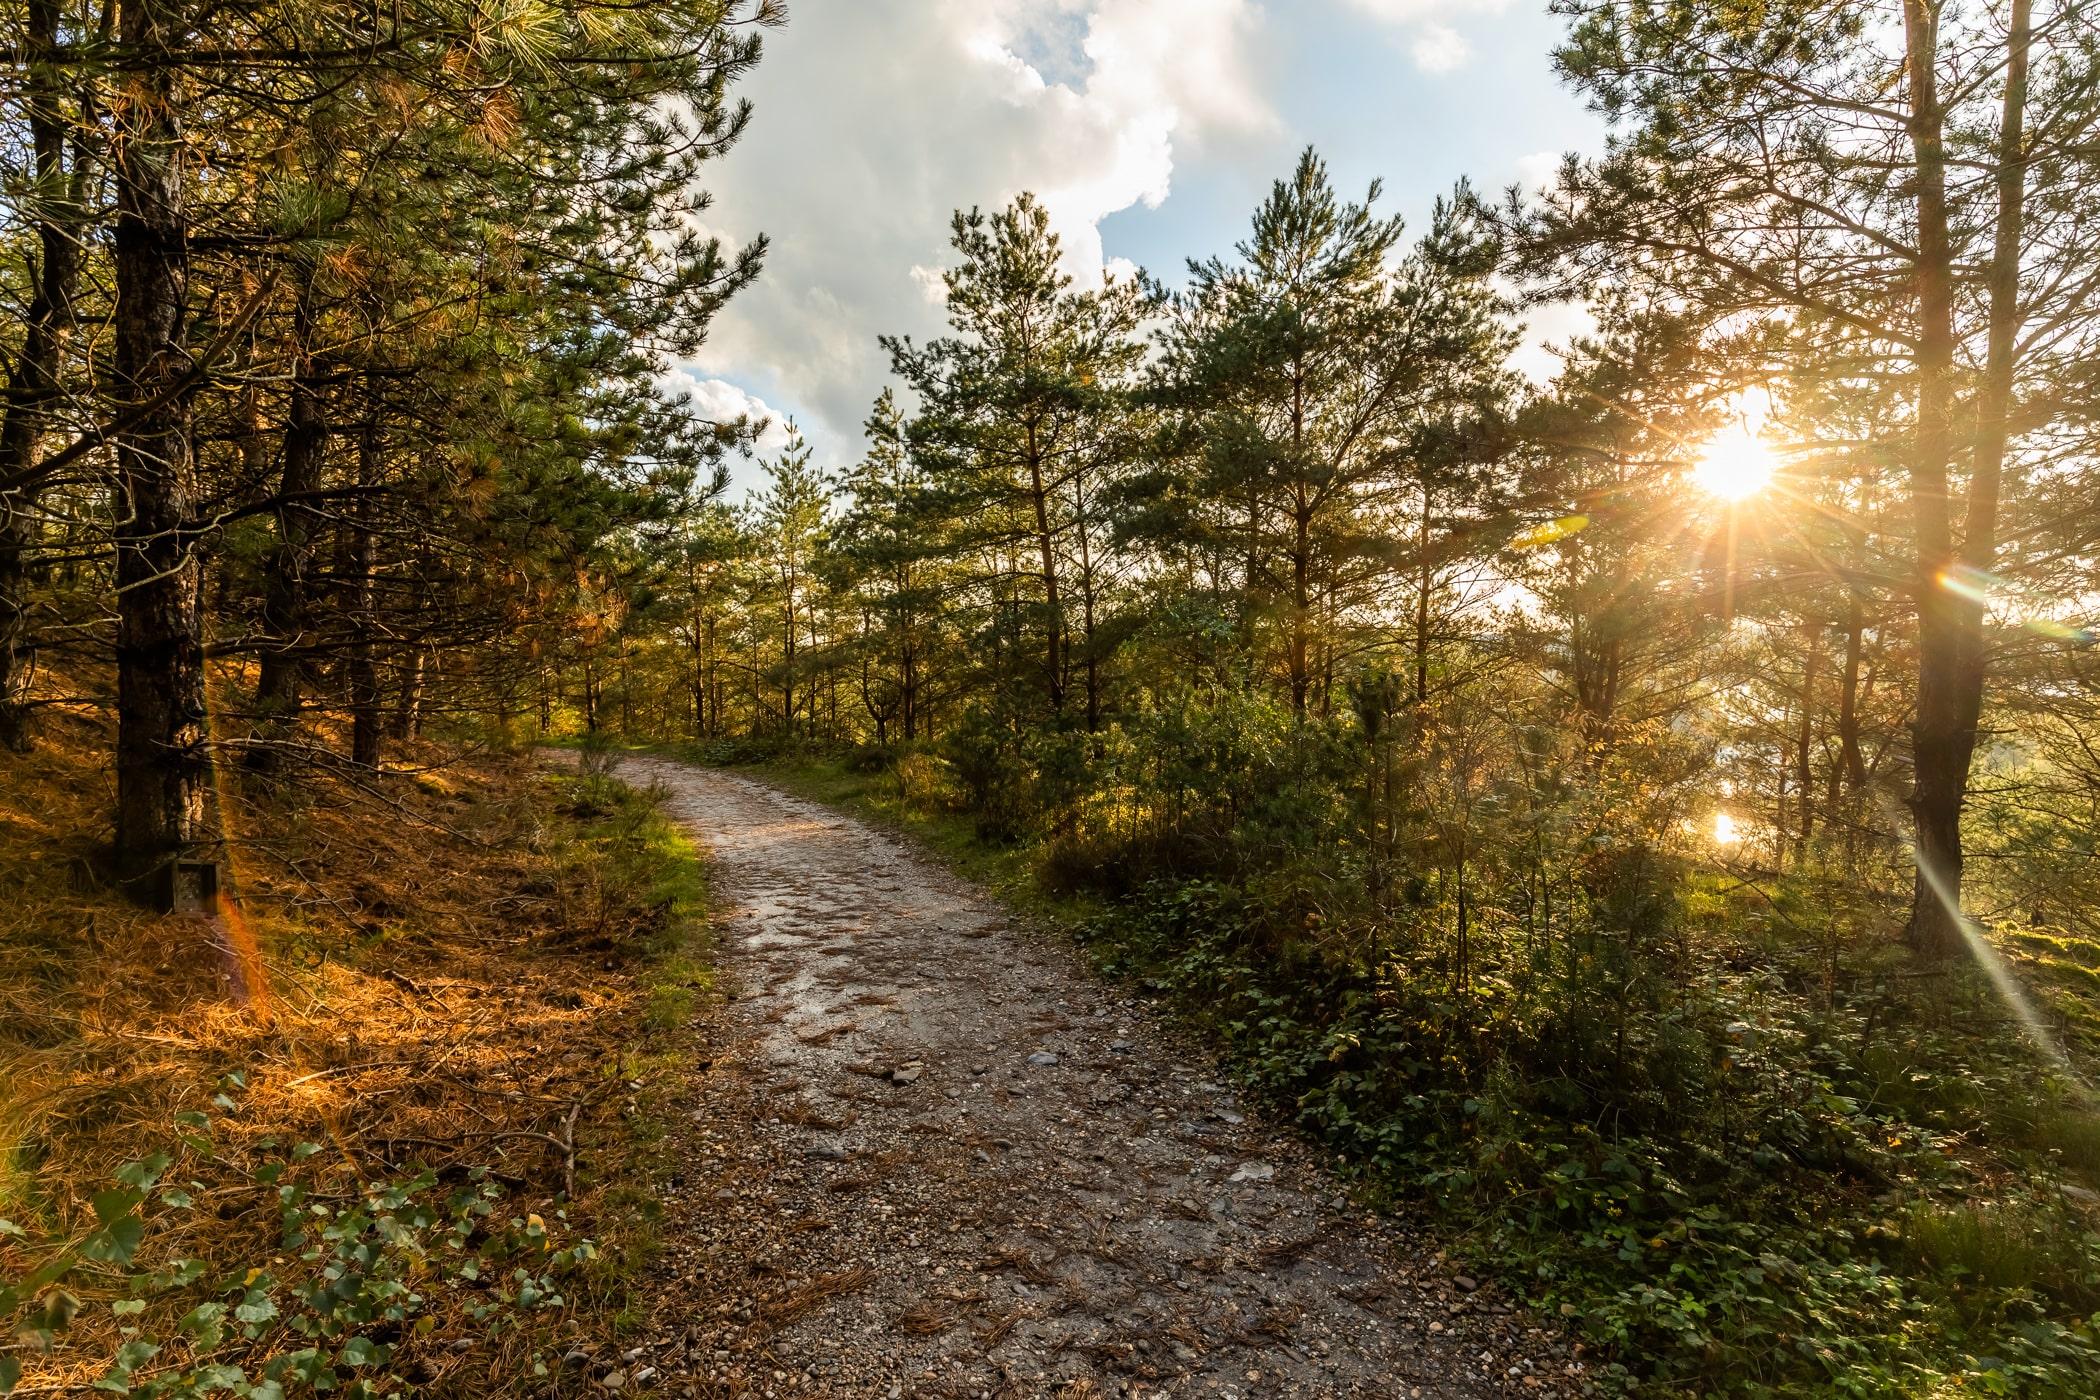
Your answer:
[79,1216,144,1266]
[90,1188,142,1226]
[113,1154,173,1192]
[337,1336,383,1368]
[92,1339,160,1393]
[180,1302,228,1348]
[234,1289,280,1326]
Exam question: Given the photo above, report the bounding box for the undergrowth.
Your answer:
[726,739,2100,1397]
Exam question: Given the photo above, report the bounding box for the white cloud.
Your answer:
[1514,148,1563,196]
[1510,299,1597,386]
[674,0,1276,475]
[1342,0,1441,16]
[1342,0,1508,21]
[907,264,948,305]
[1341,0,1507,74]
[1410,22,1469,73]
[658,367,792,455]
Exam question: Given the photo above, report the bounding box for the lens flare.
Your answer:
[1938,568,2097,644]
[1712,812,1740,846]
[2025,617,2097,645]
[1908,832,2086,1090]
[1510,514,1590,550]
[1937,565,1999,604]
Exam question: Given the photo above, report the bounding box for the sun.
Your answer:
[1692,432,1776,502]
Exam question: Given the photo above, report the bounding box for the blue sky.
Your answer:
[668,0,1607,494]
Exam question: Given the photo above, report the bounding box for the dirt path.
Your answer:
[616,757,1581,1399]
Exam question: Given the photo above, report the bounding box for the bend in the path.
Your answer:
[619,756,1580,1399]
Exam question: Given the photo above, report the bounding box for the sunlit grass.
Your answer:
[1901,1200,2097,1301]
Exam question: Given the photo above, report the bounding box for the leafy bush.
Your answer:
[1076,872,2100,1394]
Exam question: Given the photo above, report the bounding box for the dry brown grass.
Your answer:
[984,1243,1061,1286]
[893,1301,956,1336]
[0,685,701,1394]
[773,1097,846,1129]
[754,1264,876,1333]
[976,1306,1027,1347]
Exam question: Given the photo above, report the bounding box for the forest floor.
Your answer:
[604,754,1583,1399]
[0,705,711,1396]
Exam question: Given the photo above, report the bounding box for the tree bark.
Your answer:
[1795,622,1821,860]
[0,0,84,752]
[1830,597,1867,819]
[1899,0,1967,958]
[1414,480,1432,708]
[1024,414,1065,715]
[347,407,382,768]
[1901,0,2029,956]
[112,0,208,884]
[251,276,328,763]
[1075,494,1101,734]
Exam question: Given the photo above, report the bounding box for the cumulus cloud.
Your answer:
[1510,299,1598,387]
[1514,148,1564,197]
[658,367,793,455]
[1341,0,1507,74]
[1410,22,1469,73]
[675,0,1276,478]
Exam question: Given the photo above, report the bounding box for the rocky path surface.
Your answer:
[613,757,1582,1399]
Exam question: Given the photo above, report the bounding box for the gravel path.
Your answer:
[614,757,1583,1399]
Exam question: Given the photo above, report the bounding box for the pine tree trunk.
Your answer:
[901,634,917,740]
[347,409,382,768]
[1795,623,1821,860]
[1830,599,1867,818]
[1288,370,1310,720]
[252,281,328,765]
[1025,417,1065,715]
[113,0,208,884]
[1414,484,1432,708]
[1902,0,2028,957]
[393,645,427,739]
[1289,498,1310,719]
[0,0,83,753]
[1900,0,1967,958]
[1079,555,1100,734]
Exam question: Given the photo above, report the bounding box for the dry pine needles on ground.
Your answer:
[0,699,703,1396]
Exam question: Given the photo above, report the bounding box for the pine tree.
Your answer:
[828,390,947,744]
[750,425,831,738]
[1151,151,1515,719]
[884,193,1152,727]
